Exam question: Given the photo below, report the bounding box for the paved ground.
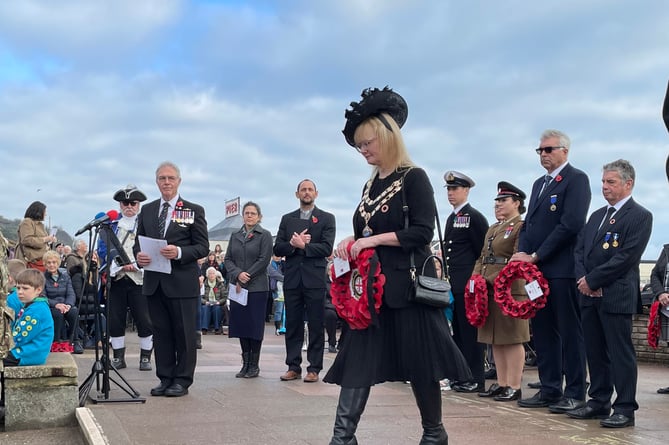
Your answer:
[3,324,669,444]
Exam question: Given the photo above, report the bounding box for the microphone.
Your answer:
[74,210,119,236]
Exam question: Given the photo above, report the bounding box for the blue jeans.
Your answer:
[200,303,223,330]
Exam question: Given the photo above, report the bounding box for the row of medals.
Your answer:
[171,209,195,224]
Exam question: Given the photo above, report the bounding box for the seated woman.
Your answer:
[200,267,226,334]
[43,250,82,353]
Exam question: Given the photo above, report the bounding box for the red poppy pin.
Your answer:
[176,201,183,208]
[555,175,563,182]
[213,288,218,292]
[247,232,254,239]
[312,216,318,223]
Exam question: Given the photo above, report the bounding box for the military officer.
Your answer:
[443,171,489,393]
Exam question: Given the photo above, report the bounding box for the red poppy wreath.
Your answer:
[464,274,488,328]
[647,300,662,349]
[329,241,385,330]
[493,262,549,319]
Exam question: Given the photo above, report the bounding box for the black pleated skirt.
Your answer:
[324,303,472,388]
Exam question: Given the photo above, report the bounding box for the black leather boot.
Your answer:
[411,381,448,445]
[236,352,250,378]
[244,352,260,378]
[112,347,126,369]
[139,349,152,371]
[330,387,371,445]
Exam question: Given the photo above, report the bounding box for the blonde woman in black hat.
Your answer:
[98,185,154,371]
[325,87,471,445]
[474,182,529,402]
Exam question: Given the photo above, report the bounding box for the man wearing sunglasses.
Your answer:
[98,185,154,372]
[511,130,591,414]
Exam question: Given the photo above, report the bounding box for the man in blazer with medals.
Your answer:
[512,130,591,412]
[568,159,652,428]
[442,171,488,393]
[274,179,336,383]
[135,161,209,397]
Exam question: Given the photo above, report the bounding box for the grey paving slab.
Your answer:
[3,324,669,444]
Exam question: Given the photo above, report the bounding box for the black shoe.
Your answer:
[72,341,84,354]
[452,381,485,393]
[548,397,586,414]
[478,383,505,398]
[657,386,669,394]
[527,381,541,389]
[494,387,521,402]
[517,392,559,408]
[150,381,172,397]
[484,368,497,380]
[600,413,634,428]
[566,405,611,420]
[165,383,189,397]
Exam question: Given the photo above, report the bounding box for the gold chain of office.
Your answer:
[357,177,404,236]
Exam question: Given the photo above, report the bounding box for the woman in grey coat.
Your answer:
[224,202,272,378]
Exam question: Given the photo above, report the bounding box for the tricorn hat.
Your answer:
[342,86,408,147]
[113,184,147,202]
[495,181,526,200]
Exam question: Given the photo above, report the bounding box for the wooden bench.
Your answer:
[3,352,78,431]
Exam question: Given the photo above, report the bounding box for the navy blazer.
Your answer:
[274,206,336,290]
[519,163,591,279]
[574,198,652,314]
[134,196,209,298]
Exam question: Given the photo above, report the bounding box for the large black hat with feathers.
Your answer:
[342,86,408,147]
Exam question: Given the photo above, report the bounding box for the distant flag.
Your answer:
[225,197,240,218]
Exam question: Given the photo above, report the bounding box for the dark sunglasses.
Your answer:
[535,145,564,154]
[121,200,139,206]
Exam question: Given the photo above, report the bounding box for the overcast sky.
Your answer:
[1,0,668,259]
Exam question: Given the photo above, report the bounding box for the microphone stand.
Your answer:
[78,222,145,406]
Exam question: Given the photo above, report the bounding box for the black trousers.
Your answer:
[581,303,638,416]
[146,284,198,388]
[452,290,485,385]
[108,276,153,338]
[284,287,325,374]
[531,278,587,400]
[50,306,79,342]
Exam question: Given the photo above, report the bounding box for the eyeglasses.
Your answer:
[535,146,565,154]
[121,201,139,206]
[355,138,377,153]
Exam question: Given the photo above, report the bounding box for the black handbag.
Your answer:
[401,168,451,308]
[410,253,452,307]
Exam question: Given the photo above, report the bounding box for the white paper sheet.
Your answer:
[137,235,172,274]
[229,284,248,306]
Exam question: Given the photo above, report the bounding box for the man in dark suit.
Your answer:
[512,130,591,412]
[567,159,652,428]
[442,171,488,393]
[135,161,209,397]
[274,179,335,383]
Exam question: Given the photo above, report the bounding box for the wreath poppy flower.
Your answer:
[648,300,662,349]
[464,274,488,327]
[329,241,385,330]
[493,261,549,319]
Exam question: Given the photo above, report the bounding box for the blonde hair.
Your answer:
[43,250,61,263]
[354,113,414,178]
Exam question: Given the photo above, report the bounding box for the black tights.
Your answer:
[239,337,262,353]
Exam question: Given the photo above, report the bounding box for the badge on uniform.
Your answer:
[504,224,514,239]
[549,195,557,212]
[612,233,619,248]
